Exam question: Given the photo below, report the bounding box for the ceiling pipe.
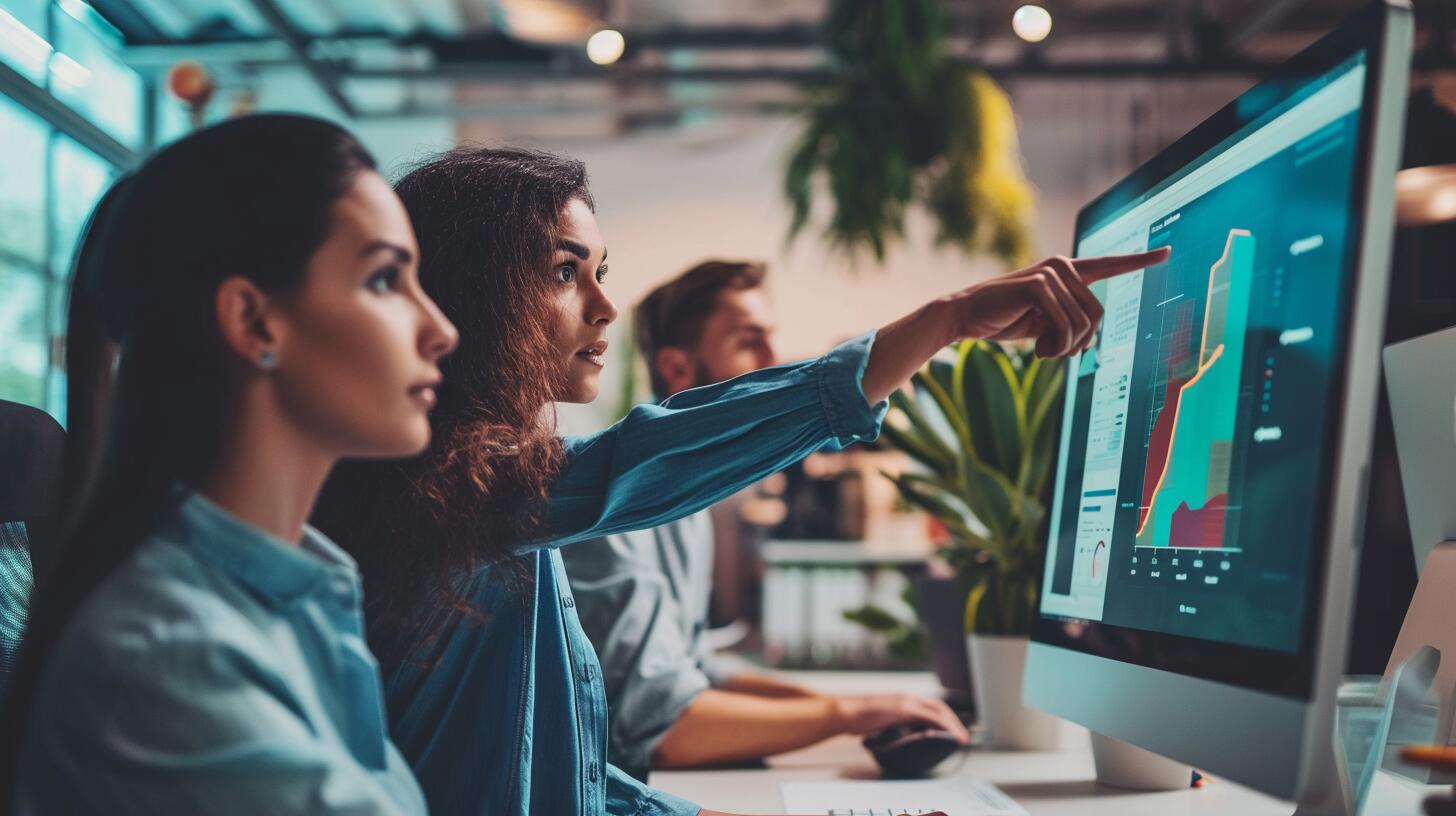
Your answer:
[242,0,360,117]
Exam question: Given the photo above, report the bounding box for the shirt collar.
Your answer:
[172,492,359,607]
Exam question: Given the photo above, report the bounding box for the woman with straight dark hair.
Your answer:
[2,114,458,814]
[315,146,1168,816]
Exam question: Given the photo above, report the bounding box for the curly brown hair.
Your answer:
[313,146,591,661]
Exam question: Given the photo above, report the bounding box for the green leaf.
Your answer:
[1020,360,1065,497]
[886,389,957,476]
[957,456,1021,540]
[891,473,991,549]
[1024,392,1064,500]
[925,357,957,396]
[887,627,929,663]
[843,604,909,632]
[964,577,989,633]
[960,341,1023,475]
[1026,357,1067,435]
[912,366,971,454]
[881,421,951,477]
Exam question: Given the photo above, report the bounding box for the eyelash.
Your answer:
[368,266,400,294]
[557,263,609,285]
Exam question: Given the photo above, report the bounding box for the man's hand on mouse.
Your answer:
[831,693,971,745]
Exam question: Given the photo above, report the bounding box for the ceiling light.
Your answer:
[587,29,625,66]
[1012,5,1053,44]
[49,52,90,87]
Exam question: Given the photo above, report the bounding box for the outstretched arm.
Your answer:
[861,249,1169,405]
[541,249,1170,551]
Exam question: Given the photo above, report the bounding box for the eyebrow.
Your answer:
[361,240,413,263]
[557,238,606,263]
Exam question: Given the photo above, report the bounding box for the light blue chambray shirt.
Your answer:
[21,493,426,815]
[383,331,887,816]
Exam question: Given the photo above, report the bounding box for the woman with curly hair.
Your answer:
[314,146,1167,816]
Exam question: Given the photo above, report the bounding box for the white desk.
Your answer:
[648,671,1438,815]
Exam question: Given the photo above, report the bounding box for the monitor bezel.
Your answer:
[1030,1,1401,701]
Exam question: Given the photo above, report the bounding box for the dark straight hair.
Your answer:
[0,114,376,798]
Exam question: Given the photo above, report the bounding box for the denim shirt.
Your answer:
[21,494,426,815]
[561,512,720,779]
[383,332,887,816]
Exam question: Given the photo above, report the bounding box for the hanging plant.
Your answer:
[785,0,1035,266]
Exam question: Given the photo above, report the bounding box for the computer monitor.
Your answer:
[1384,326,1456,575]
[1024,2,1412,810]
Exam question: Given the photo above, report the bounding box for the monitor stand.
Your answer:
[1291,736,1355,816]
[1088,732,1190,791]
[1380,540,1456,785]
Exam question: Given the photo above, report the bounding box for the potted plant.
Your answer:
[783,0,1035,266]
[879,339,1067,749]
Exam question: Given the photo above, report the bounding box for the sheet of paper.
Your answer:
[780,778,1028,816]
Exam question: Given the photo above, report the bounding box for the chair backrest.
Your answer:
[0,400,64,697]
[0,521,31,686]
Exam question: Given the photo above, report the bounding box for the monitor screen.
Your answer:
[1039,52,1369,656]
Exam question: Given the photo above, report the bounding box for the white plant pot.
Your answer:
[1089,731,1192,791]
[966,634,1066,750]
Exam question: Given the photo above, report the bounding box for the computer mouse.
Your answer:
[863,723,964,778]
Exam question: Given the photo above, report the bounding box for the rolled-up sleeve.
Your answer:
[605,763,700,816]
[538,331,887,551]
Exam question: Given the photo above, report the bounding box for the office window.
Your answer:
[50,4,142,148]
[0,3,134,423]
[0,262,47,410]
[0,0,50,84]
[0,96,48,265]
[50,136,111,275]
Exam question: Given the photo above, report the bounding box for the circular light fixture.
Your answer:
[1396,164,1456,226]
[586,29,626,66]
[1012,5,1053,43]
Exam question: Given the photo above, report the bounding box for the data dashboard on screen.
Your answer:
[1038,53,1367,654]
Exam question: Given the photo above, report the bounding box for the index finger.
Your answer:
[1072,246,1172,282]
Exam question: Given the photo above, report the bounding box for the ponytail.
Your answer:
[0,114,376,804]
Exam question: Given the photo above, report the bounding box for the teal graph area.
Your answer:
[1135,228,1255,549]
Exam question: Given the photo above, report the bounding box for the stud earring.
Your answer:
[258,350,277,371]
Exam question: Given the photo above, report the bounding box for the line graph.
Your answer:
[1135,228,1255,550]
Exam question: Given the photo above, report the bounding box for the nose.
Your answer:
[417,292,459,361]
[760,341,779,369]
[584,278,618,327]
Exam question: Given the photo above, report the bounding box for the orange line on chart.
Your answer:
[1134,228,1249,538]
[1199,228,1251,363]
[1135,345,1224,536]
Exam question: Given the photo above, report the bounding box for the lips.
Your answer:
[408,380,441,409]
[577,339,608,368]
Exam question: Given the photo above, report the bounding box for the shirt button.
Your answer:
[331,577,352,596]
[561,595,575,609]
[588,762,599,783]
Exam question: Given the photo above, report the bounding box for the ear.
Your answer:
[653,347,695,396]
[215,276,283,370]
